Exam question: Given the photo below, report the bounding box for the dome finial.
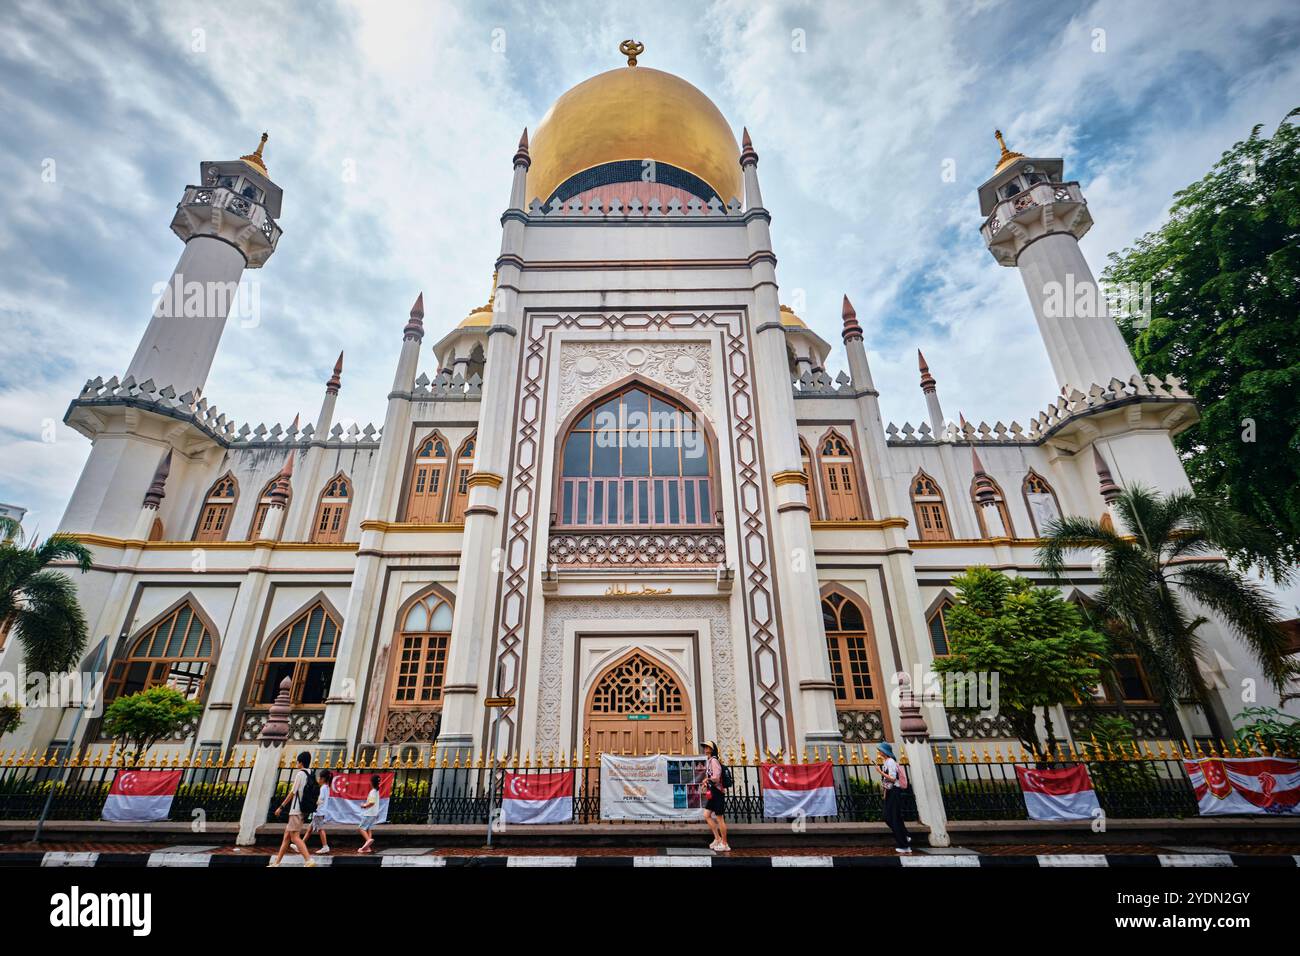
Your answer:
[241,131,269,175]
[993,128,1024,173]
[619,39,644,67]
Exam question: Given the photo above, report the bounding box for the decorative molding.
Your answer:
[240,709,323,742]
[360,521,465,533]
[71,533,358,552]
[535,597,739,756]
[383,708,442,744]
[555,341,714,424]
[465,471,504,489]
[771,470,808,488]
[810,518,909,531]
[548,531,725,567]
[837,709,885,743]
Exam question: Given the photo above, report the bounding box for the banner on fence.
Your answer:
[321,771,393,825]
[101,769,182,822]
[760,762,837,818]
[1014,764,1100,821]
[1183,757,1300,816]
[502,771,574,824]
[599,754,707,820]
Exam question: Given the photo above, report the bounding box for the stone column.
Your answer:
[896,672,949,847]
[236,676,291,846]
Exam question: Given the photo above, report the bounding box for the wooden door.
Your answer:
[585,650,691,755]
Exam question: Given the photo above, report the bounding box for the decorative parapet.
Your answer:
[548,530,726,567]
[68,375,381,449]
[524,195,744,220]
[173,183,282,267]
[403,370,483,401]
[886,373,1195,446]
[792,369,854,398]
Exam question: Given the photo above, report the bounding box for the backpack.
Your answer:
[895,764,909,790]
[298,769,320,817]
[719,762,734,790]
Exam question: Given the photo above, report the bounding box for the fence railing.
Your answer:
[0,747,254,822]
[268,745,918,825]
[933,738,1293,821]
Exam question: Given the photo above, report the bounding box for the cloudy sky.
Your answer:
[2,0,1298,530]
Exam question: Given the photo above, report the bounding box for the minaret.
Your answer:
[316,351,343,437]
[917,350,945,435]
[124,133,284,397]
[978,130,1138,395]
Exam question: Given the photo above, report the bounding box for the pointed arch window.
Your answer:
[1022,470,1062,537]
[249,475,291,539]
[250,602,339,706]
[558,385,715,528]
[800,439,820,520]
[194,473,238,542]
[311,473,352,543]
[927,600,954,656]
[405,433,449,523]
[388,593,454,707]
[817,431,865,520]
[911,471,951,541]
[822,591,878,708]
[447,435,476,523]
[105,601,215,704]
[971,475,1015,539]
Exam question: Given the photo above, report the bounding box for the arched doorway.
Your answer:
[584,650,692,755]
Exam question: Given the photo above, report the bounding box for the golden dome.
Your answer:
[457,273,497,329]
[526,65,742,205]
[779,304,807,329]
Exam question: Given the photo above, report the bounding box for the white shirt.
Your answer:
[362,788,380,816]
[288,768,308,814]
[882,757,900,791]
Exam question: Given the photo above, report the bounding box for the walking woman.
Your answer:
[701,740,730,852]
[269,751,317,867]
[878,742,912,853]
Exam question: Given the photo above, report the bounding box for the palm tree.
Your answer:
[0,516,94,675]
[1037,485,1296,740]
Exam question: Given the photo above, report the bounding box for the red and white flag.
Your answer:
[101,769,182,822]
[1184,757,1300,816]
[322,771,393,825]
[501,771,574,824]
[1015,764,1101,821]
[761,762,837,818]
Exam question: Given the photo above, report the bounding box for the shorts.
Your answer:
[286,812,305,831]
[704,788,725,815]
[358,814,379,830]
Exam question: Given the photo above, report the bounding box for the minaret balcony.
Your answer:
[980,181,1088,245]
[170,184,282,267]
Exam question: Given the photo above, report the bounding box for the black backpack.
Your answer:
[299,768,320,817]
[719,763,734,790]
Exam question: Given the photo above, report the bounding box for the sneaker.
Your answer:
[895,847,912,854]
[315,847,331,855]
[304,859,317,867]
[717,843,731,852]
[266,859,279,868]
[708,841,722,851]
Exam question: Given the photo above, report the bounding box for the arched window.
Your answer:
[821,591,878,708]
[558,385,714,528]
[404,433,448,523]
[249,475,291,540]
[800,439,820,520]
[105,601,214,703]
[817,431,865,520]
[1022,470,1062,536]
[927,600,954,656]
[389,593,453,707]
[911,470,951,541]
[447,434,476,523]
[971,475,1015,539]
[250,602,339,706]
[311,472,352,543]
[194,472,238,542]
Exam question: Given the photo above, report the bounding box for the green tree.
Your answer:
[1103,108,1300,562]
[0,696,21,738]
[100,686,202,765]
[0,516,93,675]
[1233,706,1300,755]
[1038,485,1295,740]
[931,567,1108,754]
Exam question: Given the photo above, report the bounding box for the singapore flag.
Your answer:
[501,771,574,824]
[761,762,838,818]
[1015,765,1101,821]
[101,769,182,822]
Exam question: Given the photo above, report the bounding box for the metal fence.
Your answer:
[933,739,1289,820]
[269,746,918,825]
[0,747,254,822]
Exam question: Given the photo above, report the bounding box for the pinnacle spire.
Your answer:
[993,128,1024,174]
[970,446,997,504]
[240,131,270,176]
[142,449,173,509]
[1093,445,1121,503]
[404,293,425,342]
[918,349,937,393]
[325,351,343,394]
[840,295,863,344]
[513,128,531,169]
[740,126,758,167]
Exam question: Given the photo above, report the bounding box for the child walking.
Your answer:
[310,769,333,855]
[357,773,381,853]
